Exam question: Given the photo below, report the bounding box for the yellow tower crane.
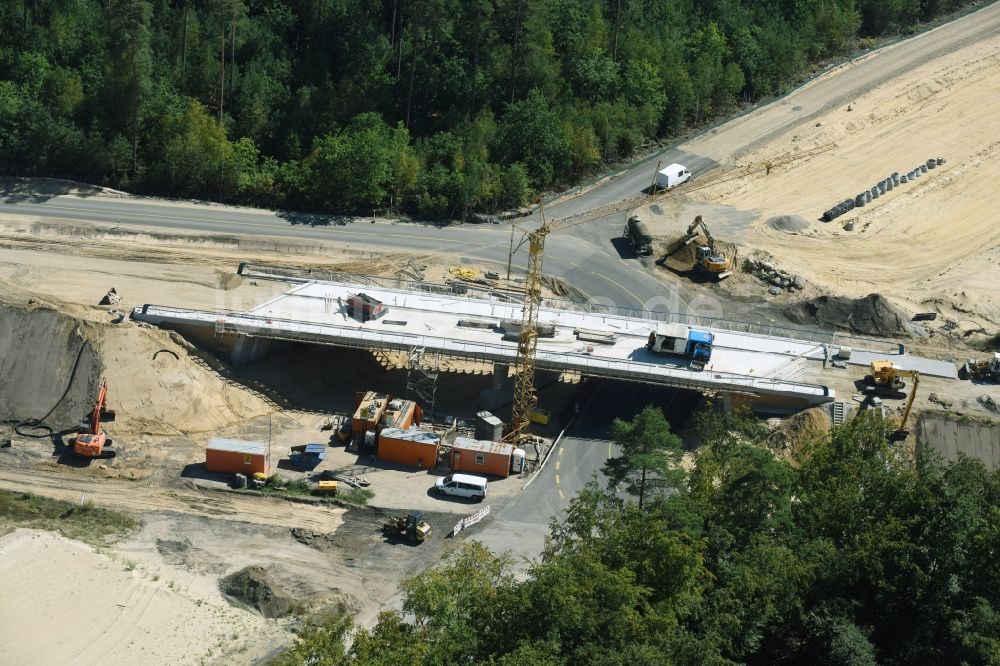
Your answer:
[505,210,552,442]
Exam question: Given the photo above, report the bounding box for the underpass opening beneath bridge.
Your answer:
[568,379,705,441]
[144,328,583,428]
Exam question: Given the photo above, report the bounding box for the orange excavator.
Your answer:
[74,379,117,459]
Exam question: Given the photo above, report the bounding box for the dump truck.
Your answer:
[655,163,692,190]
[623,216,653,256]
[646,323,714,370]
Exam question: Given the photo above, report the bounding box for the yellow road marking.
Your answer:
[555,474,560,485]
[559,447,564,456]
[589,270,643,305]
[559,489,565,500]
[555,460,560,470]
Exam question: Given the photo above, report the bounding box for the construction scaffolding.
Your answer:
[406,346,440,419]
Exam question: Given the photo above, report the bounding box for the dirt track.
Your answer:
[685,1,1000,162]
[0,465,346,533]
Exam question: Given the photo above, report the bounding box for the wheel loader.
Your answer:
[383,511,432,544]
[959,353,1000,382]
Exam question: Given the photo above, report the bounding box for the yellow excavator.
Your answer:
[868,360,916,391]
[682,216,733,280]
[867,361,920,440]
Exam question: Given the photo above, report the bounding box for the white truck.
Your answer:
[655,163,692,190]
[646,322,714,370]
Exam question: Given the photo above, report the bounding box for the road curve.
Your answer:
[539,1,1000,224]
[2,3,998,311]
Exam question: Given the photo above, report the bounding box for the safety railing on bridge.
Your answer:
[236,263,902,357]
[134,304,834,402]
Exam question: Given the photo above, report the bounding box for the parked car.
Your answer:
[435,473,488,501]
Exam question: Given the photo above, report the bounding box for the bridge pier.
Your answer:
[230,335,272,366]
[478,363,513,410]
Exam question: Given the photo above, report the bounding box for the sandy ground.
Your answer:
[0,528,288,666]
[639,31,1000,331]
[0,217,577,663]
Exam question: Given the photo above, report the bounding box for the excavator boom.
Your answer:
[896,372,919,434]
[75,378,116,459]
[684,215,717,249]
[89,379,108,434]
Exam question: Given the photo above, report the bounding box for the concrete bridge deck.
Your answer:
[135,279,841,408]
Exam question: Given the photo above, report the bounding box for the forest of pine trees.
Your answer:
[0,0,973,217]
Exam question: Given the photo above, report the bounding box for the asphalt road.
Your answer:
[471,379,701,559]
[4,3,998,312]
[0,189,679,312]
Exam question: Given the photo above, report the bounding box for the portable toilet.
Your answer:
[511,448,526,474]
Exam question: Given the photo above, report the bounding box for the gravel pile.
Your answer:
[220,566,296,618]
[783,293,909,337]
[766,215,810,232]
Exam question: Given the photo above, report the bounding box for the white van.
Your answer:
[655,163,691,190]
[435,473,488,501]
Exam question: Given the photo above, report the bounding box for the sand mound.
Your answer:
[98,325,273,435]
[784,293,909,337]
[0,529,282,665]
[221,565,296,618]
[783,407,831,437]
[766,215,809,232]
[770,407,831,462]
[0,302,101,428]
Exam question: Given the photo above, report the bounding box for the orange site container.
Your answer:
[377,428,440,469]
[451,437,513,478]
[353,391,390,435]
[206,438,271,475]
[381,399,422,431]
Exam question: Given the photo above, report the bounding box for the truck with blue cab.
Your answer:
[646,323,714,370]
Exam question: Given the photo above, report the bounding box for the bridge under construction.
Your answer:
[132,269,957,414]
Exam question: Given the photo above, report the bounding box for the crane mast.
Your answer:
[506,216,551,441]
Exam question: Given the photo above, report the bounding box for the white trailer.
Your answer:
[655,163,692,190]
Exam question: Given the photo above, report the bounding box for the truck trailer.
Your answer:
[646,323,714,370]
[655,163,692,190]
[623,216,653,256]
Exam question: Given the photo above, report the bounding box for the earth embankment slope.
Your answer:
[0,302,100,428]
